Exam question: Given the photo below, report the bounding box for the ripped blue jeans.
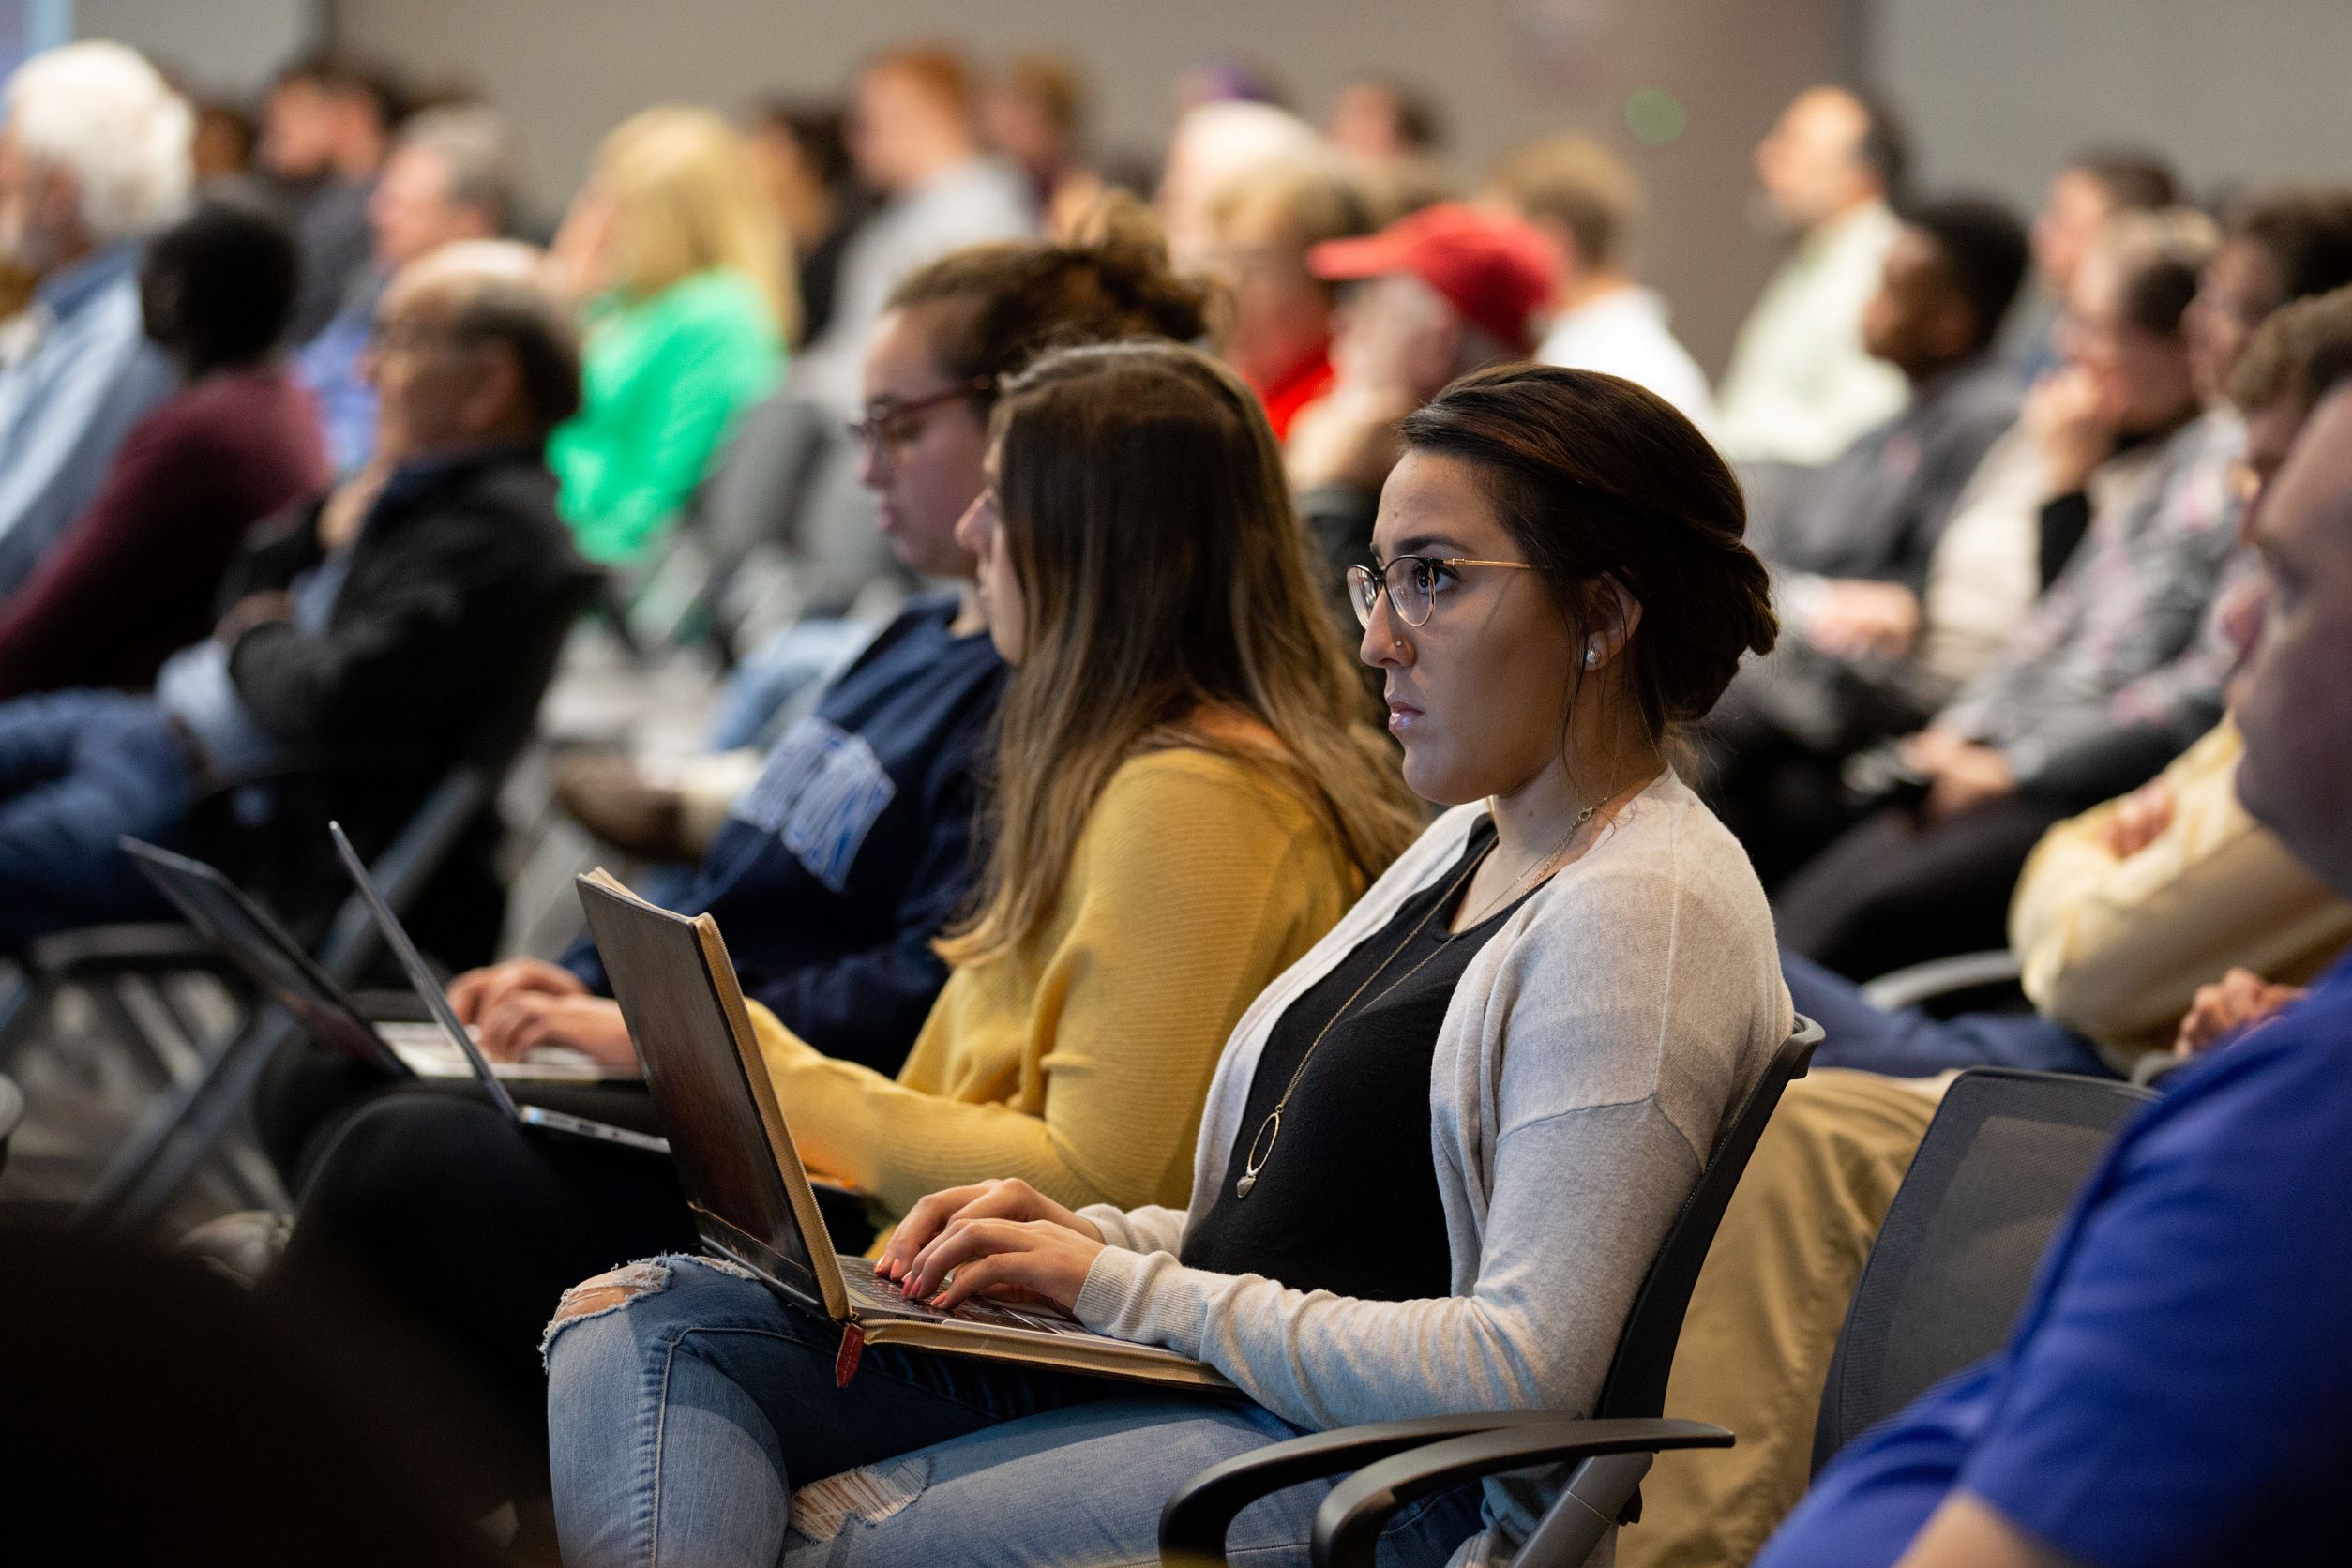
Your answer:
[543,1254,1484,1568]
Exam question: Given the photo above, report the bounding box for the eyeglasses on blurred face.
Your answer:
[847,378,992,464]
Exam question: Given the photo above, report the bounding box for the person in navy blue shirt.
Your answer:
[1755,375,2352,1567]
[544,597,1002,1075]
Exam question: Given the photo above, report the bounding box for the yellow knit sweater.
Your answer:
[746,746,1364,1226]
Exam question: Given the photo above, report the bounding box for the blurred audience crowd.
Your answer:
[3,28,2350,1568]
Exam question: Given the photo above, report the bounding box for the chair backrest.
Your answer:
[1593,1015,1824,1423]
[1810,1067,2157,1472]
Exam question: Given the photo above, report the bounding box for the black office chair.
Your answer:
[1809,1066,2156,1470]
[1161,1015,1824,1568]
[1183,1064,2154,1568]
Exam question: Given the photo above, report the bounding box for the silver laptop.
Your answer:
[325,823,667,1155]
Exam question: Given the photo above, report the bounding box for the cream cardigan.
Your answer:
[1076,773,1792,1564]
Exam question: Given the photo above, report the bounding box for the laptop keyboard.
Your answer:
[837,1254,1083,1334]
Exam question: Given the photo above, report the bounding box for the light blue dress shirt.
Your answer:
[294,270,385,477]
[154,549,355,784]
[0,243,179,594]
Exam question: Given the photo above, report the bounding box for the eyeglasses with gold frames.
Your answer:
[1346,555,1538,628]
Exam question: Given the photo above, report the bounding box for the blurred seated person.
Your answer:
[1772,210,2236,975]
[1487,132,1714,430]
[2014,143,2177,379]
[1323,74,1454,214]
[0,198,327,700]
[547,107,790,565]
[296,104,519,475]
[1704,196,2030,877]
[1713,85,1911,472]
[190,98,258,188]
[983,53,1104,237]
[1751,366,2352,1568]
[260,54,400,345]
[1749,196,2028,593]
[790,44,1035,415]
[744,99,870,348]
[1198,150,1373,439]
[1286,201,1558,610]
[1779,192,2352,976]
[0,241,582,948]
[1154,98,1322,277]
[0,42,189,596]
[1782,285,2352,1077]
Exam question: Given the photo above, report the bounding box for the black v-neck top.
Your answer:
[1180,819,1524,1301]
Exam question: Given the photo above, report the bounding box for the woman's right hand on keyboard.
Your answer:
[876,1178,1105,1288]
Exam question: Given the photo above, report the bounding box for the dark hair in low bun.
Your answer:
[1399,364,1777,747]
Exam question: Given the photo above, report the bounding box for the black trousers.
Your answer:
[264,1080,701,1511]
[1772,792,2072,981]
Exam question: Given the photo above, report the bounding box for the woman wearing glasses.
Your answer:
[546,362,1791,1568]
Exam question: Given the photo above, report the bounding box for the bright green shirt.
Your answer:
[549,268,784,564]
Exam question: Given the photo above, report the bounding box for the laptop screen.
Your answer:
[326,822,525,1123]
[121,838,405,1076]
[575,873,823,1291]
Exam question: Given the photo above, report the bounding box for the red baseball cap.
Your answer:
[1308,202,1560,356]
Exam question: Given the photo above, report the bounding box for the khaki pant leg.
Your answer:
[1619,1069,1939,1568]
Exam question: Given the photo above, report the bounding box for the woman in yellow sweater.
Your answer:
[747,338,1421,1223]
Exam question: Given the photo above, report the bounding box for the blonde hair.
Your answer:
[940,340,1422,967]
[593,106,798,341]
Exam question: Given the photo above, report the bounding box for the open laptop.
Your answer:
[122,837,612,1085]
[307,823,669,1155]
[574,866,1226,1389]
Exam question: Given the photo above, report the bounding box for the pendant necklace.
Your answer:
[1232,800,1598,1199]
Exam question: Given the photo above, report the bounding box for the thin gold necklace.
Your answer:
[1231,801,1597,1199]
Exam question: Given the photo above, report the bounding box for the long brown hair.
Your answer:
[940,340,1420,965]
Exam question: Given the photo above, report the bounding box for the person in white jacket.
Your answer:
[542,364,1791,1568]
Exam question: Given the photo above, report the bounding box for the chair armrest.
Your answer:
[1160,1410,1571,1566]
[1861,949,2024,1013]
[1314,1417,1734,1568]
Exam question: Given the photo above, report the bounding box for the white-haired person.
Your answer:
[0,39,190,595]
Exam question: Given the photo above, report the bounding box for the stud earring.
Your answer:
[1584,645,1600,670]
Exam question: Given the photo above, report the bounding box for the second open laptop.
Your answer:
[313,823,669,1155]
[573,866,1226,1389]
[122,836,633,1089]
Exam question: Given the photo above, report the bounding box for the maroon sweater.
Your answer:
[0,365,329,699]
